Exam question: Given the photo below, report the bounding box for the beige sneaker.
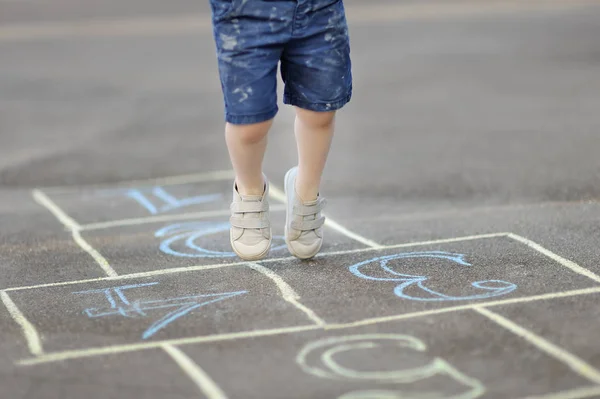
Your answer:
[229,176,271,261]
[284,166,326,259]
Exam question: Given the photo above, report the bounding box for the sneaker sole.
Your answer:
[284,167,322,260]
[284,225,323,260]
[230,230,272,261]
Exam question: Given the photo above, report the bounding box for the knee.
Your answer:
[295,107,336,130]
[226,119,272,145]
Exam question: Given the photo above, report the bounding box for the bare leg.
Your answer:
[293,107,336,201]
[226,119,273,261]
[225,119,273,195]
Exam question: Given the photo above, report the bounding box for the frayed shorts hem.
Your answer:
[283,91,352,112]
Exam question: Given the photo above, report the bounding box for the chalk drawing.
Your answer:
[297,334,485,399]
[74,283,246,339]
[349,251,517,301]
[155,221,286,258]
[93,185,222,214]
[125,186,222,214]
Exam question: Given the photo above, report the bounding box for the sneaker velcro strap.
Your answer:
[230,216,270,229]
[291,216,326,231]
[230,201,269,214]
[293,198,327,216]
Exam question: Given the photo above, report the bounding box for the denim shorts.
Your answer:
[210,0,352,124]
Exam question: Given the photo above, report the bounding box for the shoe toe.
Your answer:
[288,237,322,260]
[232,237,271,260]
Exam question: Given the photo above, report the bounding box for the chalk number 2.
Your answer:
[297,334,485,399]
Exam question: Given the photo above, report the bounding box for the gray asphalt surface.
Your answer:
[2,1,600,398]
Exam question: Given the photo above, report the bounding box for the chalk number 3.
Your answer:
[349,251,517,302]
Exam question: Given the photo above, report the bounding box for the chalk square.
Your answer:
[79,212,359,275]
[7,266,317,353]
[262,234,600,324]
[41,179,235,226]
[181,311,590,399]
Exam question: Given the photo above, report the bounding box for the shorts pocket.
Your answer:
[209,0,237,21]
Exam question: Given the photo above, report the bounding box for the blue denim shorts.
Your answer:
[210,0,352,124]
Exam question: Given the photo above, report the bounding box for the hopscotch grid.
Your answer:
[15,285,600,366]
[25,173,600,396]
[2,232,510,293]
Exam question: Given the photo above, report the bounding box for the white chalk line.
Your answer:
[41,170,235,195]
[0,232,545,292]
[16,286,600,366]
[162,344,229,399]
[268,184,382,249]
[1,291,44,356]
[71,229,118,277]
[32,189,81,231]
[474,307,600,385]
[522,386,600,399]
[32,189,118,278]
[321,218,383,249]
[18,325,321,366]
[78,204,287,231]
[507,233,600,284]
[245,263,325,326]
[323,231,509,255]
[2,262,250,293]
[1,0,597,41]
[325,286,600,330]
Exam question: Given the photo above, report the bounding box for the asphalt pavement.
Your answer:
[1,1,600,398]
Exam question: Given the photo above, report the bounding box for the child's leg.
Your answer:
[293,108,335,202]
[209,0,296,260]
[280,0,352,259]
[225,119,272,196]
[225,118,274,261]
[282,108,335,259]
[281,0,351,204]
